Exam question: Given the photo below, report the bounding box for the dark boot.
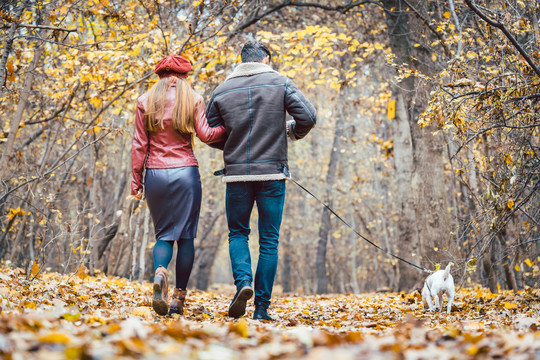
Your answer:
[152,266,169,316]
[253,305,274,321]
[228,280,253,318]
[169,288,187,315]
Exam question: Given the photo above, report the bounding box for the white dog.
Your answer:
[422,263,455,314]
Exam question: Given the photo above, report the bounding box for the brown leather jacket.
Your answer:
[131,82,226,195]
[206,62,316,182]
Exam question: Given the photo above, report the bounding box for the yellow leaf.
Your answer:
[76,265,89,280]
[62,313,81,322]
[414,43,420,48]
[507,199,514,210]
[39,333,71,344]
[31,261,40,278]
[65,347,82,360]
[503,302,517,309]
[193,0,202,6]
[524,259,534,267]
[443,11,450,19]
[374,43,383,50]
[93,126,101,134]
[466,345,479,355]
[515,265,521,271]
[229,318,248,338]
[89,97,102,108]
[131,306,153,319]
[432,53,437,62]
[24,301,37,309]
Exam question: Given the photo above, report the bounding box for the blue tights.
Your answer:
[152,239,194,290]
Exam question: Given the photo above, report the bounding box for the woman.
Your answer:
[131,54,226,316]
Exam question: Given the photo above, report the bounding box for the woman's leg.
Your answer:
[153,240,175,269]
[175,238,194,289]
[152,240,174,316]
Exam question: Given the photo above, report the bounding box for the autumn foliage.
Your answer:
[1,265,539,359]
[0,0,539,343]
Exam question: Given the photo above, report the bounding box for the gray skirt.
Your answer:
[144,166,201,241]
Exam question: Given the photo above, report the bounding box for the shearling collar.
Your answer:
[226,62,278,81]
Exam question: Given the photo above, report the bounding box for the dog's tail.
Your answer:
[443,262,453,280]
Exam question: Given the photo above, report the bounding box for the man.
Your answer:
[206,41,316,320]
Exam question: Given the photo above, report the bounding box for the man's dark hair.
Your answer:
[240,41,271,63]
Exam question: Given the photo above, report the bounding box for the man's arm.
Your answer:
[205,94,226,150]
[284,79,317,140]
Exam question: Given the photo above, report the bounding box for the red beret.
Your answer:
[154,54,191,78]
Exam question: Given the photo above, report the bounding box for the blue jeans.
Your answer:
[226,180,286,309]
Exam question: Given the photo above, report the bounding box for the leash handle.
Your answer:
[290,178,432,274]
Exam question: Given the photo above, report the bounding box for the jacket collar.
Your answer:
[226,62,278,81]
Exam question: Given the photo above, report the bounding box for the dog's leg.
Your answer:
[438,293,444,312]
[426,292,435,311]
[446,289,455,314]
[433,292,441,312]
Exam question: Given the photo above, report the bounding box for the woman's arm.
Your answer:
[194,97,227,144]
[131,101,149,195]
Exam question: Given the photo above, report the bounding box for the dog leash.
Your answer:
[290,178,432,274]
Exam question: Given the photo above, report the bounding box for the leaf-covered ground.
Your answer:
[0,266,539,359]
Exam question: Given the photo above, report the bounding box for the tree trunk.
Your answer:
[392,92,420,290]
[0,0,28,90]
[192,212,222,290]
[315,105,344,294]
[0,17,48,181]
[498,230,518,292]
[281,228,292,293]
[138,207,151,282]
[483,244,498,293]
[382,0,452,290]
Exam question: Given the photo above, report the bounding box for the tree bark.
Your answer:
[192,212,222,290]
[315,105,344,294]
[482,245,498,293]
[0,0,28,90]
[0,17,48,181]
[498,230,518,292]
[392,92,420,290]
[382,0,452,290]
[281,229,292,293]
[138,207,151,282]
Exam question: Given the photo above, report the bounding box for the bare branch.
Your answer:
[464,0,540,77]
[17,23,76,32]
[400,0,451,58]
[229,0,375,37]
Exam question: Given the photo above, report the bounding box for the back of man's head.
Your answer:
[241,41,271,63]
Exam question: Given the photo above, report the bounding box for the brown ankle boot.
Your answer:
[152,266,169,316]
[169,288,187,315]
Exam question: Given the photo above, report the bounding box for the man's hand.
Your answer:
[286,120,297,141]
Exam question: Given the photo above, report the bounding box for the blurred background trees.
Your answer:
[0,0,538,293]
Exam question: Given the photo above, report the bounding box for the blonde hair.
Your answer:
[145,77,195,136]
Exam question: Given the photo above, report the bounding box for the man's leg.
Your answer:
[253,180,285,319]
[226,182,255,318]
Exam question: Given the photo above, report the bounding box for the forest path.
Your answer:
[0,266,538,359]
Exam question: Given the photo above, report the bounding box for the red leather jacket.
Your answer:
[131,83,226,195]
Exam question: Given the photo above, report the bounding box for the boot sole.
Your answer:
[228,287,253,318]
[152,282,169,316]
[169,305,183,316]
